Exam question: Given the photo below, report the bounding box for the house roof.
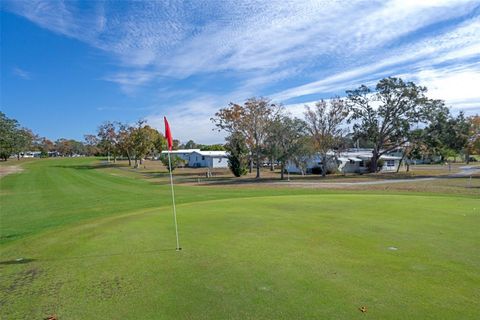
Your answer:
[161,149,200,154]
[191,150,228,157]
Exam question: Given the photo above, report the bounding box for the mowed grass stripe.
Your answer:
[1,158,324,243]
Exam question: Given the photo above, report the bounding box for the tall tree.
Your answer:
[182,140,197,149]
[84,134,100,156]
[266,115,309,179]
[347,77,443,172]
[55,138,73,156]
[97,121,117,162]
[116,122,135,166]
[212,97,279,178]
[224,131,249,177]
[304,98,349,177]
[466,115,480,162]
[13,129,34,159]
[0,112,19,160]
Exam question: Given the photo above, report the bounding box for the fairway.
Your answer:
[1,159,479,319]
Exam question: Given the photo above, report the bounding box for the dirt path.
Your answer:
[270,166,480,187]
[0,165,23,178]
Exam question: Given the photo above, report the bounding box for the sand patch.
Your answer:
[0,165,24,178]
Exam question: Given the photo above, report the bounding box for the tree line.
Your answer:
[2,77,479,178]
[212,77,479,178]
[0,113,223,170]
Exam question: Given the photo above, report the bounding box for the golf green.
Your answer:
[0,159,478,319]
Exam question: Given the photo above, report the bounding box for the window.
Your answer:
[202,156,205,160]
[359,161,365,167]
[386,160,395,166]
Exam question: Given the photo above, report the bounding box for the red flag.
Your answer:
[164,116,173,151]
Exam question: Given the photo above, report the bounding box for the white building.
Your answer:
[160,149,201,161]
[187,151,229,168]
[161,149,229,168]
[287,149,402,174]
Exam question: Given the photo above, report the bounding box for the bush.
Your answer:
[159,154,185,172]
[228,155,248,177]
[311,166,323,175]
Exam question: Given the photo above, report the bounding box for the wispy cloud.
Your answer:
[12,67,32,79]
[3,0,479,141]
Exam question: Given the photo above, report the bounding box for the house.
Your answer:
[20,151,41,158]
[187,151,229,168]
[161,149,229,168]
[287,149,402,174]
[160,149,201,161]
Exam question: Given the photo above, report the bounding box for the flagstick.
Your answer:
[167,151,181,251]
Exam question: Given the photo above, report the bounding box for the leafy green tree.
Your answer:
[466,115,480,162]
[424,109,469,162]
[0,112,19,160]
[182,140,197,149]
[84,134,100,156]
[160,154,185,172]
[13,128,34,159]
[224,131,248,177]
[116,122,135,166]
[199,144,225,151]
[347,77,443,172]
[97,121,117,162]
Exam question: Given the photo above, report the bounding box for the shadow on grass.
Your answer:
[0,249,177,267]
[0,258,36,265]
[52,163,128,170]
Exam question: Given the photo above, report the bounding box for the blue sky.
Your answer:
[1,0,479,143]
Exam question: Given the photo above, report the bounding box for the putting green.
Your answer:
[1,194,478,319]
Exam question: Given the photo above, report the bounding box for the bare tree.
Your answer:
[304,97,349,177]
[212,97,279,178]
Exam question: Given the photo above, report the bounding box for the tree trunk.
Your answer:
[321,154,326,177]
[249,157,253,173]
[465,151,470,164]
[280,161,285,180]
[396,152,407,173]
[134,158,138,168]
[270,156,274,171]
[255,151,260,179]
[370,150,379,173]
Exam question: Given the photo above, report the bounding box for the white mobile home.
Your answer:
[188,151,229,168]
[160,149,201,161]
[161,149,229,168]
[287,149,402,174]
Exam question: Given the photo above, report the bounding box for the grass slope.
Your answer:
[1,158,479,319]
[0,158,325,243]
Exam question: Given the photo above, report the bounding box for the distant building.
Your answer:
[160,149,201,162]
[286,149,402,174]
[187,151,229,168]
[161,149,229,168]
[20,151,41,158]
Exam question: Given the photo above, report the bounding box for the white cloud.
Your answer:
[4,0,479,139]
[410,64,480,110]
[145,95,227,144]
[12,67,32,80]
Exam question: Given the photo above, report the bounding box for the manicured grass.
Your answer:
[1,158,479,319]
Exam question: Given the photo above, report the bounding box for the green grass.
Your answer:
[1,158,479,319]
